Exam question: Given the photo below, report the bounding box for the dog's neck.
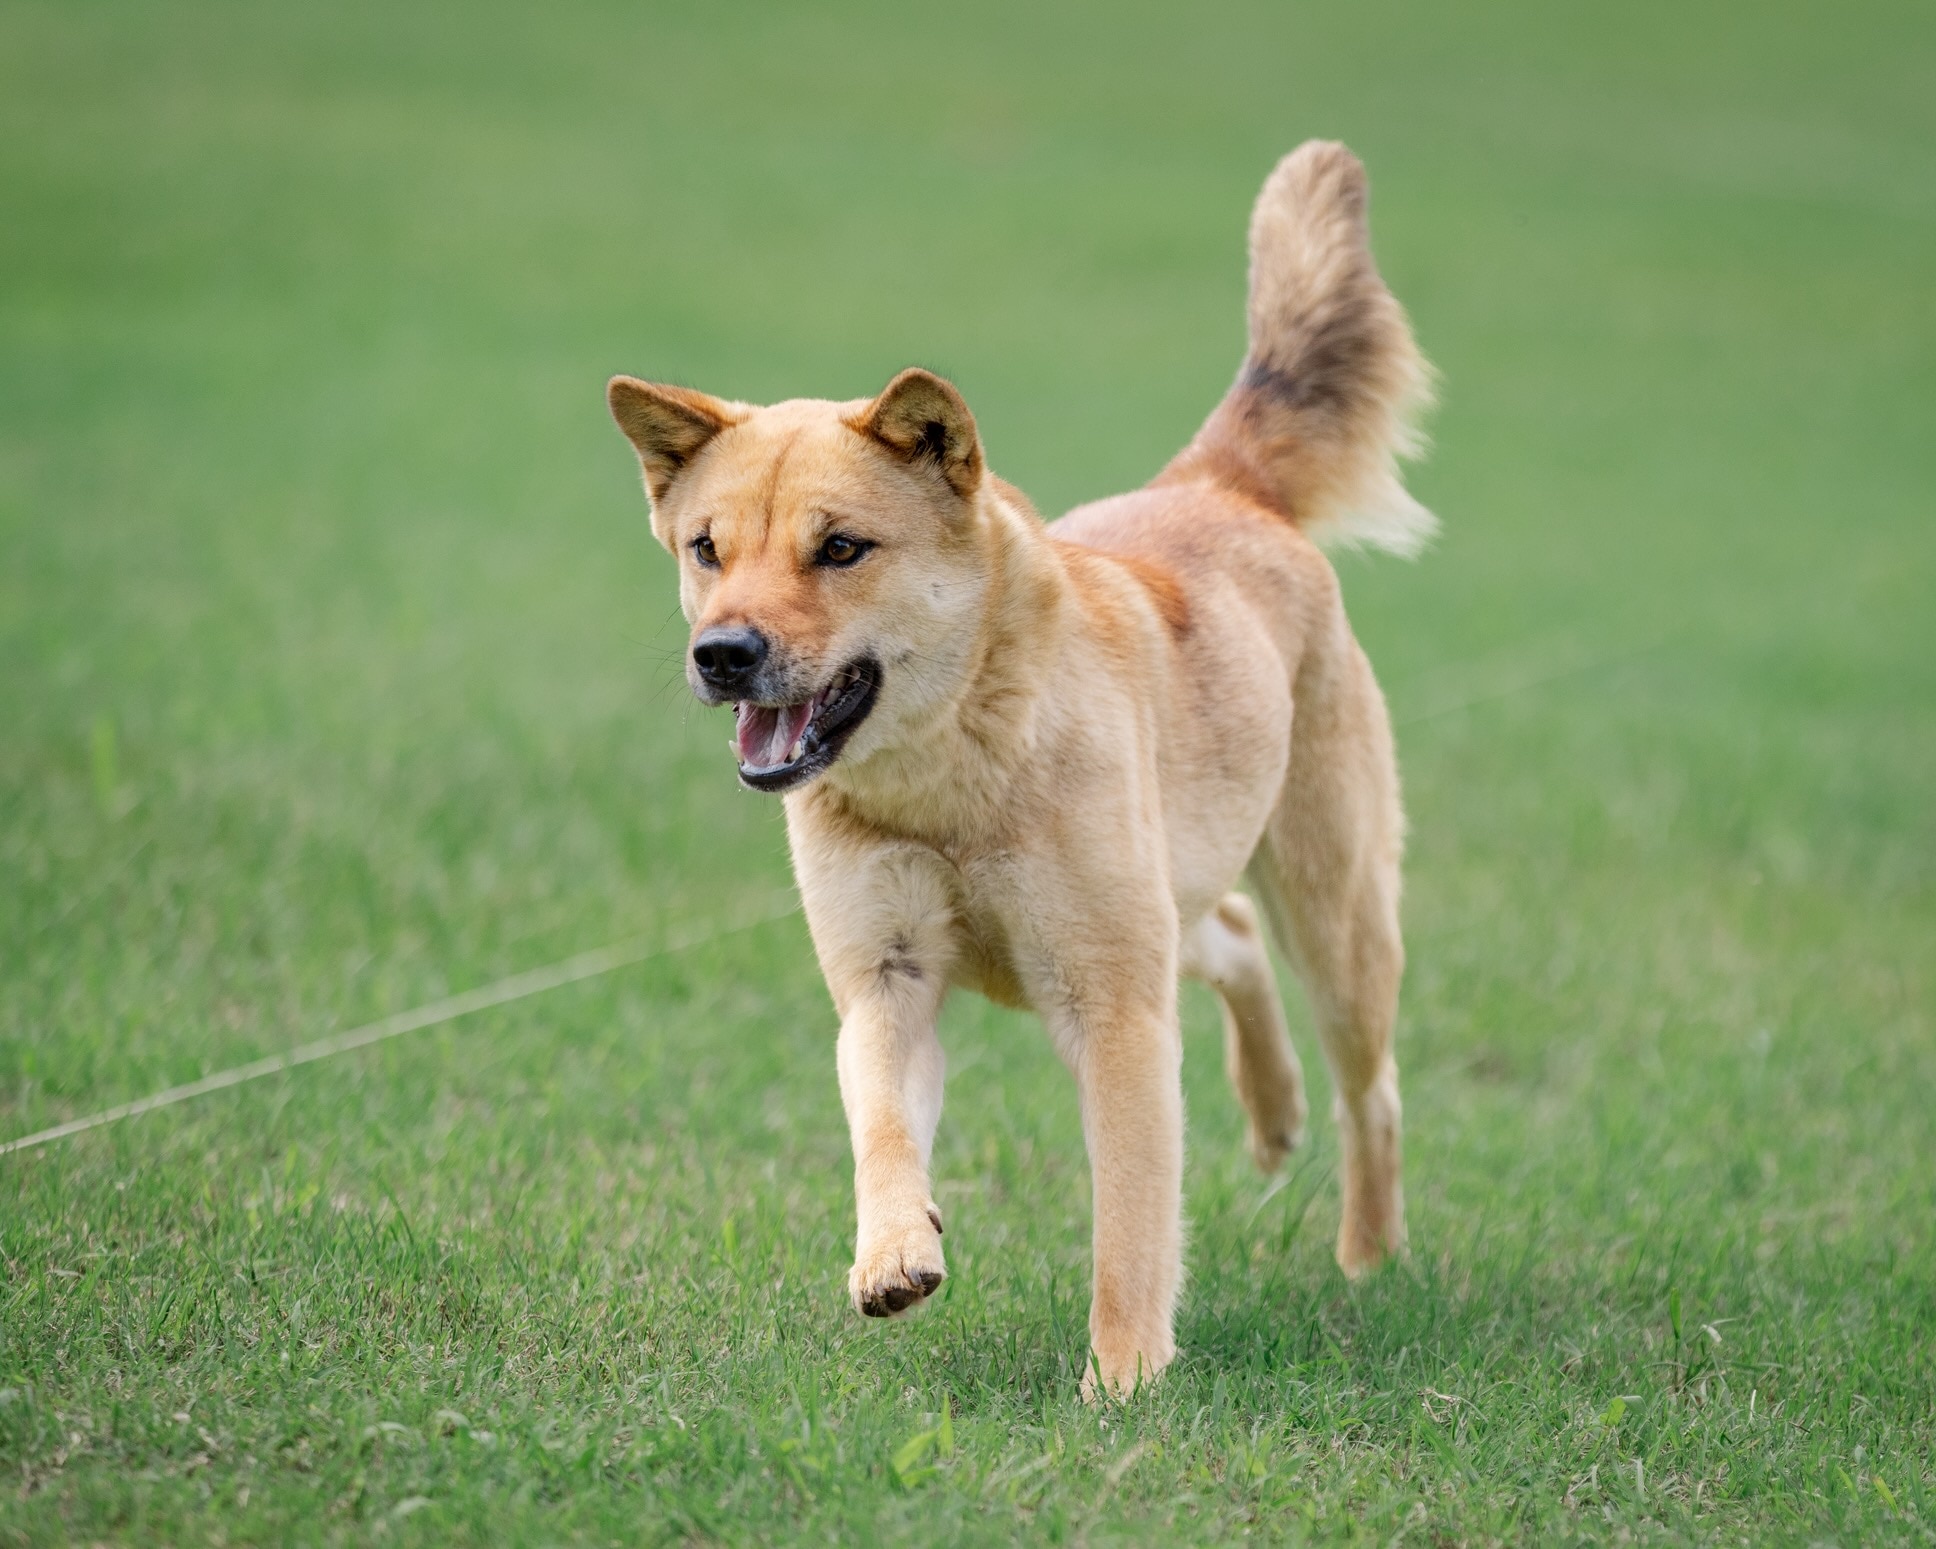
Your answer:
[797,479,1072,849]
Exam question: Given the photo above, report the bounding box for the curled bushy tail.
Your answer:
[1161,141,1436,556]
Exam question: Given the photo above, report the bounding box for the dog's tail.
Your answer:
[1159,141,1436,556]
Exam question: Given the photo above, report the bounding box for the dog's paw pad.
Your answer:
[856,1265,945,1318]
[849,1214,946,1319]
[864,1283,920,1317]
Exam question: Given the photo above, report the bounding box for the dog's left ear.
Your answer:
[851,368,984,499]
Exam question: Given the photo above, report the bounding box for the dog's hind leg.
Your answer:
[1250,624,1408,1278]
[1182,894,1308,1174]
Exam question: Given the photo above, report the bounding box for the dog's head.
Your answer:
[609,368,991,793]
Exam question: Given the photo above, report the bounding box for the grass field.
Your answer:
[3,0,1933,1542]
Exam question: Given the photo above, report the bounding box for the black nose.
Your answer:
[691,627,768,690]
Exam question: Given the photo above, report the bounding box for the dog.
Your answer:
[608,141,1433,1396]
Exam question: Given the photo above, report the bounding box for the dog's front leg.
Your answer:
[836,970,949,1317]
[791,834,958,1319]
[1059,984,1184,1398]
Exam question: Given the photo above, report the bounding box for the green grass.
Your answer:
[3,0,1932,1542]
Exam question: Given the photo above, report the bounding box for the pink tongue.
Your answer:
[736,701,814,768]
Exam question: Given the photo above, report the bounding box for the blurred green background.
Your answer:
[2,0,1931,1543]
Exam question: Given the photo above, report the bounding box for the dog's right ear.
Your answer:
[607,377,740,507]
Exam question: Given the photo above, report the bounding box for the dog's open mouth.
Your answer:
[734,658,880,792]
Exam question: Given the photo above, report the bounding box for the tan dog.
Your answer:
[608,141,1432,1397]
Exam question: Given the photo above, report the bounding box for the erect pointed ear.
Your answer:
[850,368,984,499]
[607,377,740,504]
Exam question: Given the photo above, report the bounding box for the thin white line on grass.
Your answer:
[4,637,1669,1160]
[0,896,799,1158]
[1392,633,1677,729]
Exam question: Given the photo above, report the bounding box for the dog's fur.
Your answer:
[609,141,1432,1396]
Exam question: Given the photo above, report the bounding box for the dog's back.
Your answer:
[1047,141,1431,920]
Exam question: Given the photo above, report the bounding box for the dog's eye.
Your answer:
[691,533,719,569]
[817,533,872,568]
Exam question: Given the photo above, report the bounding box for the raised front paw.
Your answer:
[849,1205,946,1318]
